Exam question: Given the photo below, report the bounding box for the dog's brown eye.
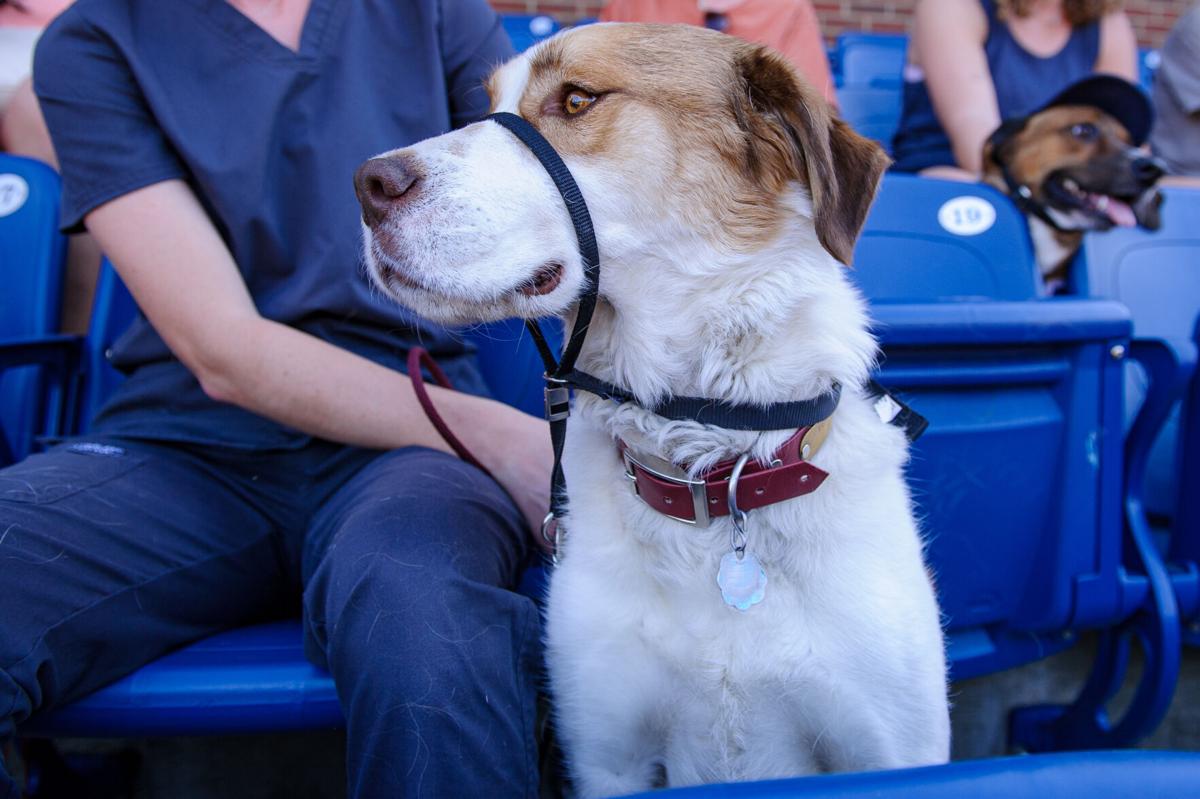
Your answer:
[564,90,596,115]
[1069,123,1099,142]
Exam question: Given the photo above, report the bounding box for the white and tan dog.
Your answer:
[355,23,949,796]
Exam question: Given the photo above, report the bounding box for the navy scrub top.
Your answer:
[33,0,514,449]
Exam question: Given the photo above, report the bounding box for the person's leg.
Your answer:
[303,446,540,799]
[0,438,293,798]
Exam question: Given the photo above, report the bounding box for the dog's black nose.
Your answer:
[1131,155,1167,187]
[354,157,419,227]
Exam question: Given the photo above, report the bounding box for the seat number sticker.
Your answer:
[937,196,996,236]
[0,174,29,218]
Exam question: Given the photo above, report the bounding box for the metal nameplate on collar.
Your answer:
[799,418,832,459]
[622,448,711,527]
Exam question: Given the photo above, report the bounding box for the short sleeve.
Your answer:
[438,0,516,128]
[32,10,186,233]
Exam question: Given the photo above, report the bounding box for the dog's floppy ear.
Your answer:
[732,45,890,265]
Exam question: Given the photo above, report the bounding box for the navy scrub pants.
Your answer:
[0,437,541,799]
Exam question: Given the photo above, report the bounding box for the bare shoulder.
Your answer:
[1096,9,1138,82]
[914,0,988,39]
[913,0,988,63]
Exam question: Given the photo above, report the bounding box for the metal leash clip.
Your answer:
[727,453,752,556]
[717,452,767,611]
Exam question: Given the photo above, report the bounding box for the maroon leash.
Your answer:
[406,347,493,480]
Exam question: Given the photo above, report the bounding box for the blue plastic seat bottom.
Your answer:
[19,621,341,738]
[623,751,1200,798]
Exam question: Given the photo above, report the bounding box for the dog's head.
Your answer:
[983,86,1165,234]
[354,23,889,325]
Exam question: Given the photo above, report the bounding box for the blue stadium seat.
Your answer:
[870,300,1131,681]
[836,85,903,153]
[1139,48,1161,90]
[501,13,559,53]
[856,175,1178,748]
[74,260,138,432]
[0,154,71,465]
[835,31,907,88]
[1072,187,1200,638]
[623,751,1200,799]
[853,174,1038,301]
[18,621,341,736]
[20,264,560,738]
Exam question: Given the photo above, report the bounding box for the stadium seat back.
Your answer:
[836,32,907,88]
[1139,48,1161,90]
[873,300,1129,678]
[501,13,559,52]
[855,177,1129,676]
[0,154,67,462]
[77,260,138,430]
[1076,188,1200,352]
[1075,187,1200,566]
[836,86,903,152]
[853,174,1039,302]
[467,318,563,418]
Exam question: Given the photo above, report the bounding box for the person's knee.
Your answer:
[309,542,535,676]
[303,449,536,690]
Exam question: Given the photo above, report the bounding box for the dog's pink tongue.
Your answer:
[1103,198,1137,227]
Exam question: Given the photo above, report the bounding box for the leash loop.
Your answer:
[541,512,560,565]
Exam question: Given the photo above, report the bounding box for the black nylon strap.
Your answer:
[487,112,599,379]
[487,112,604,528]
[997,159,1064,231]
[866,379,928,443]
[567,369,842,431]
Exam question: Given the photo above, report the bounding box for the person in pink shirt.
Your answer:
[600,0,836,104]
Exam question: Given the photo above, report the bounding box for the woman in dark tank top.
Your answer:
[891,0,1139,177]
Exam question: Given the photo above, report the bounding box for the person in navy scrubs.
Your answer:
[0,2,549,797]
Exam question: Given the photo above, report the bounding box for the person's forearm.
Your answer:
[203,313,526,461]
[203,314,554,539]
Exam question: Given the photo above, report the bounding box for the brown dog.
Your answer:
[983,77,1165,285]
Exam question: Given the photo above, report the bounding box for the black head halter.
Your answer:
[987,120,1065,232]
[485,112,845,545]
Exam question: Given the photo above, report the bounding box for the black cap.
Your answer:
[1036,74,1154,146]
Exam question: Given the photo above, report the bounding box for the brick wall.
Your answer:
[491,0,1192,48]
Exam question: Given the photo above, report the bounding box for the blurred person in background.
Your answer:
[891,0,1138,178]
[1150,2,1200,181]
[600,0,837,104]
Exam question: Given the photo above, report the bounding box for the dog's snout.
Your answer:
[354,156,419,227]
[1131,155,1167,187]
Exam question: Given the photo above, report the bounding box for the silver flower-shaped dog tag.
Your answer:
[718,550,767,611]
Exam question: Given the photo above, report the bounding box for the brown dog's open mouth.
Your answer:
[1048,176,1140,228]
[518,261,565,297]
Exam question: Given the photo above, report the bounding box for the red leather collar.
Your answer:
[619,423,830,527]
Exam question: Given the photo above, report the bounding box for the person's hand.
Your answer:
[476,404,555,555]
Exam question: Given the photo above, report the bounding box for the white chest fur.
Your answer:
[545,389,950,795]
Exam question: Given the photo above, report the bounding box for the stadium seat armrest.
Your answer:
[870,300,1132,346]
[1125,339,1196,524]
[0,334,83,373]
[0,335,85,461]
